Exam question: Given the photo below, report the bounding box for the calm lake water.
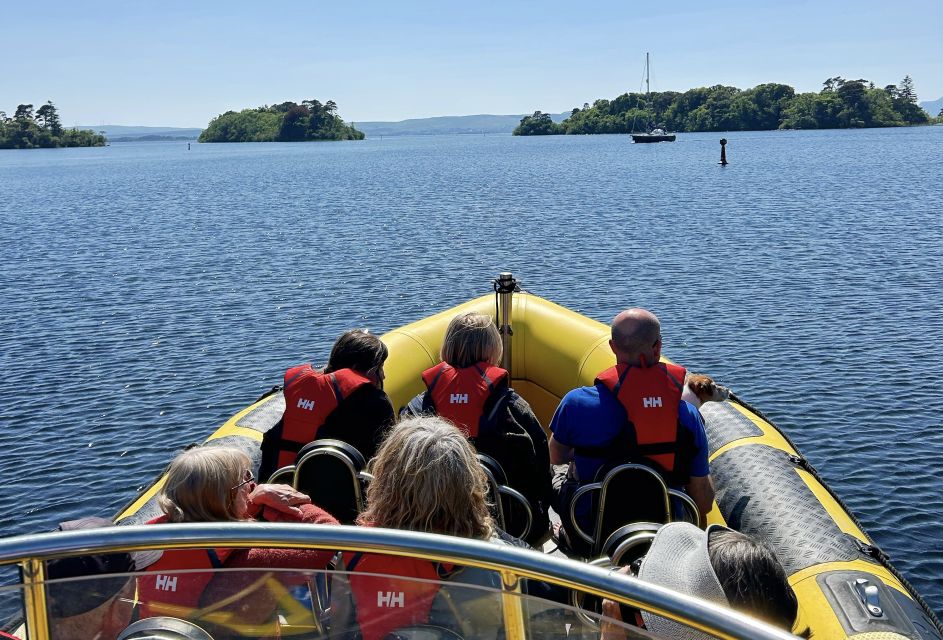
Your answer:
[1,128,942,612]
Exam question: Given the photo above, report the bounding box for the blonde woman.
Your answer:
[330,416,517,640]
[138,446,338,620]
[402,311,551,544]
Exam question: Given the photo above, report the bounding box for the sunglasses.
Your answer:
[230,469,256,493]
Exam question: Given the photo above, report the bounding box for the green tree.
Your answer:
[890,75,929,124]
[1,100,103,149]
[14,104,34,121]
[517,73,934,136]
[512,111,561,136]
[199,98,363,143]
[835,79,868,126]
[279,105,309,141]
[36,101,63,135]
[744,83,795,129]
[864,88,903,127]
[897,76,917,103]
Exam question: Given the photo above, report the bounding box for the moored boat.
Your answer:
[631,128,677,143]
[631,53,677,144]
[2,273,939,640]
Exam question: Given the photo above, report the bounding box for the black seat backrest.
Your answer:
[477,454,532,542]
[477,453,507,486]
[594,464,669,556]
[295,439,367,525]
[477,454,506,531]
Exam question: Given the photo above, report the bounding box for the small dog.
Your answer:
[681,373,730,409]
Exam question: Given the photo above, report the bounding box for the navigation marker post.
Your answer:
[719,138,728,166]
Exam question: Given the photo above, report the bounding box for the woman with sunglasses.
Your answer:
[137,446,338,621]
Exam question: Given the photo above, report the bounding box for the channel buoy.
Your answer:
[719,138,728,166]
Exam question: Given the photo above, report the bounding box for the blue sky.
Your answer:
[2,0,940,127]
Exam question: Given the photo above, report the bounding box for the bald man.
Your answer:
[549,309,714,552]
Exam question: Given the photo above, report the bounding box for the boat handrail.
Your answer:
[0,522,796,640]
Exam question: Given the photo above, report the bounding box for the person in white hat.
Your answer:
[601,522,803,639]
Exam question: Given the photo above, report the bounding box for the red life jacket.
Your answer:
[595,362,687,481]
[137,515,232,619]
[422,362,508,438]
[343,551,452,640]
[279,364,372,468]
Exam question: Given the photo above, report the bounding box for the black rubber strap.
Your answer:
[206,549,224,569]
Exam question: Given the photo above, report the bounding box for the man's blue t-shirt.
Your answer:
[550,382,710,486]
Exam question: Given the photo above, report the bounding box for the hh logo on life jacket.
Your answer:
[643,396,663,408]
[297,398,315,411]
[155,575,178,592]
[377,591,405,607]
[449,393,469,404]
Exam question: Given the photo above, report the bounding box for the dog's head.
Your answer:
[685,374,730,403]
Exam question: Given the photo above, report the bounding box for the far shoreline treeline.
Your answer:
[199,99,364,143]
[515,76,939,136]
[0,102,105,149]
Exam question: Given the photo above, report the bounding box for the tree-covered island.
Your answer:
[199,99,364,142]
[1,102,105,149]
[515,76,933,135]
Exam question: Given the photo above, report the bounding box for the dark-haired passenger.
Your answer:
[402,312,552,545]
[260,329,395,479]
[600,522,804,639]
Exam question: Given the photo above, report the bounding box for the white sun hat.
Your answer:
[638,522,731,640]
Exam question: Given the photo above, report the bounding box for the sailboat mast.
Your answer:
[646,52,650,96]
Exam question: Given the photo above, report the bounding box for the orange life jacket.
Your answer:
[137,515,232,618]
[278,364,372,468]
[344,552,455,640]
[422,362,508,438]
[595,362,687,481]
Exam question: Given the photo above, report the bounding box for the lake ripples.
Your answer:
[1,128,942,612]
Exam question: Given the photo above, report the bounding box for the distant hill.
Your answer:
[355,113,569,137]
[84,113,574,141]
[920,97,943,116]
[79,125,202,141]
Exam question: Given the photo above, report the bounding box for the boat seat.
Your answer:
[571,522,663,630]
[569,463,672,558]
[667,488,700,525]
[477,454,533,542]
[601,522,660,567]
[266,465,296,485]
[294,439,370,525]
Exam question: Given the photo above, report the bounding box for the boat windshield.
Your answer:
[0,523,796,640]
[6,566,649,639]
[651,128,667,135]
